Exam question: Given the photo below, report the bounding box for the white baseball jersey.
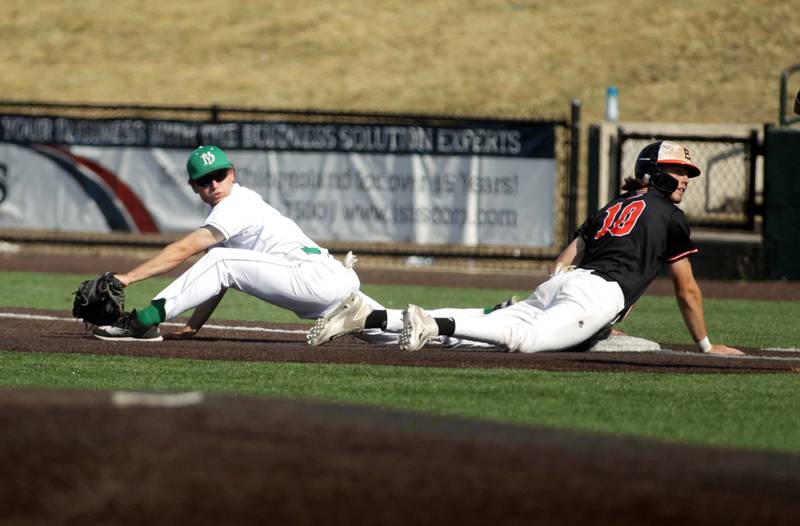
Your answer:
[203,184,321,256]
[154,184,360,321]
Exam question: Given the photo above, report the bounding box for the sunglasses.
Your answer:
[194,169,229,188]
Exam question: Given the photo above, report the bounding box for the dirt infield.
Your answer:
[3,388,800,526]
[2,312,798,374]
[2,251,800,524]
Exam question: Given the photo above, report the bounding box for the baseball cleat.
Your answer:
[92,312,163,341]
[399,304,438,351]
[307,292,372,346]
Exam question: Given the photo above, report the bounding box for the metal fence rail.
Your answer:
[0,99,568,126]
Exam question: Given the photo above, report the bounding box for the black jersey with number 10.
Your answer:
[577,189,697,308]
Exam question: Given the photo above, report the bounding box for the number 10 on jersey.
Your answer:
[594,200,647,239]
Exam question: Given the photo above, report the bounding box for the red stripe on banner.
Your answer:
[52,147,160,233]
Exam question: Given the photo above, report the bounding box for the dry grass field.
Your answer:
[2,0,799,124]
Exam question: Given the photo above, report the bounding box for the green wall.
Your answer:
[764,126,800,279]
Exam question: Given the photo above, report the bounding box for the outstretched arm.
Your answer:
[115,226,224,287]
[668,258,743,356]
[551,237,585,274]
[164,289,228,339]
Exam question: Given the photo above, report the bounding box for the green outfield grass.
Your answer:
[1,270,799,453]
[1,351,799,453]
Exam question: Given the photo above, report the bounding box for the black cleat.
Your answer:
[92,312,162,341]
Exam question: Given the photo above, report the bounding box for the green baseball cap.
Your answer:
[186,145,233,181]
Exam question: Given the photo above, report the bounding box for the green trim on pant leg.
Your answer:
[135,298,166,327]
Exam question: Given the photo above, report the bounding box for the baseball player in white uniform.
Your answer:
[92,145,377,341]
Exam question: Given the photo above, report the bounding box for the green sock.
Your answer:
[135,299,166,327]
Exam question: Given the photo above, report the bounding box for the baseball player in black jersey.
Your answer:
[394,140,743,355]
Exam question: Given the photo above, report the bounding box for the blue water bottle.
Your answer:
[605,86,619,121]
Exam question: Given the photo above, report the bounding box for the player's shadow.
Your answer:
[576,357,761,372]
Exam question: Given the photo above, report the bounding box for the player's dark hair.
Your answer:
[621,176,647,192]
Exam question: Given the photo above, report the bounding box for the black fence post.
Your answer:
[614,126,625,192]
[567,100,581,245]
[747,128,759,230]
[586,124,601,215]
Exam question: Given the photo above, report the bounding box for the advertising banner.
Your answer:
[0,114,558,247]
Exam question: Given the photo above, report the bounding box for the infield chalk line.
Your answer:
[656,349,800,362]
[0,312,306,335]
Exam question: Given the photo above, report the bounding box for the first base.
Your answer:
[589,334,661,352]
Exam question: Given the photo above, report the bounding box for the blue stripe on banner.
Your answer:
[29,146,133,232]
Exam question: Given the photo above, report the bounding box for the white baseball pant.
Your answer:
[447,268,625,353]
[154,247,361,321]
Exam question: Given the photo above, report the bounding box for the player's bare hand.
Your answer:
[706,344,744,356]
[163,326,197,340]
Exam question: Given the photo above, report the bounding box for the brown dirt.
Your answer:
[1,314,796,374]
[1,251,800,525]
[3,389,800,526]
